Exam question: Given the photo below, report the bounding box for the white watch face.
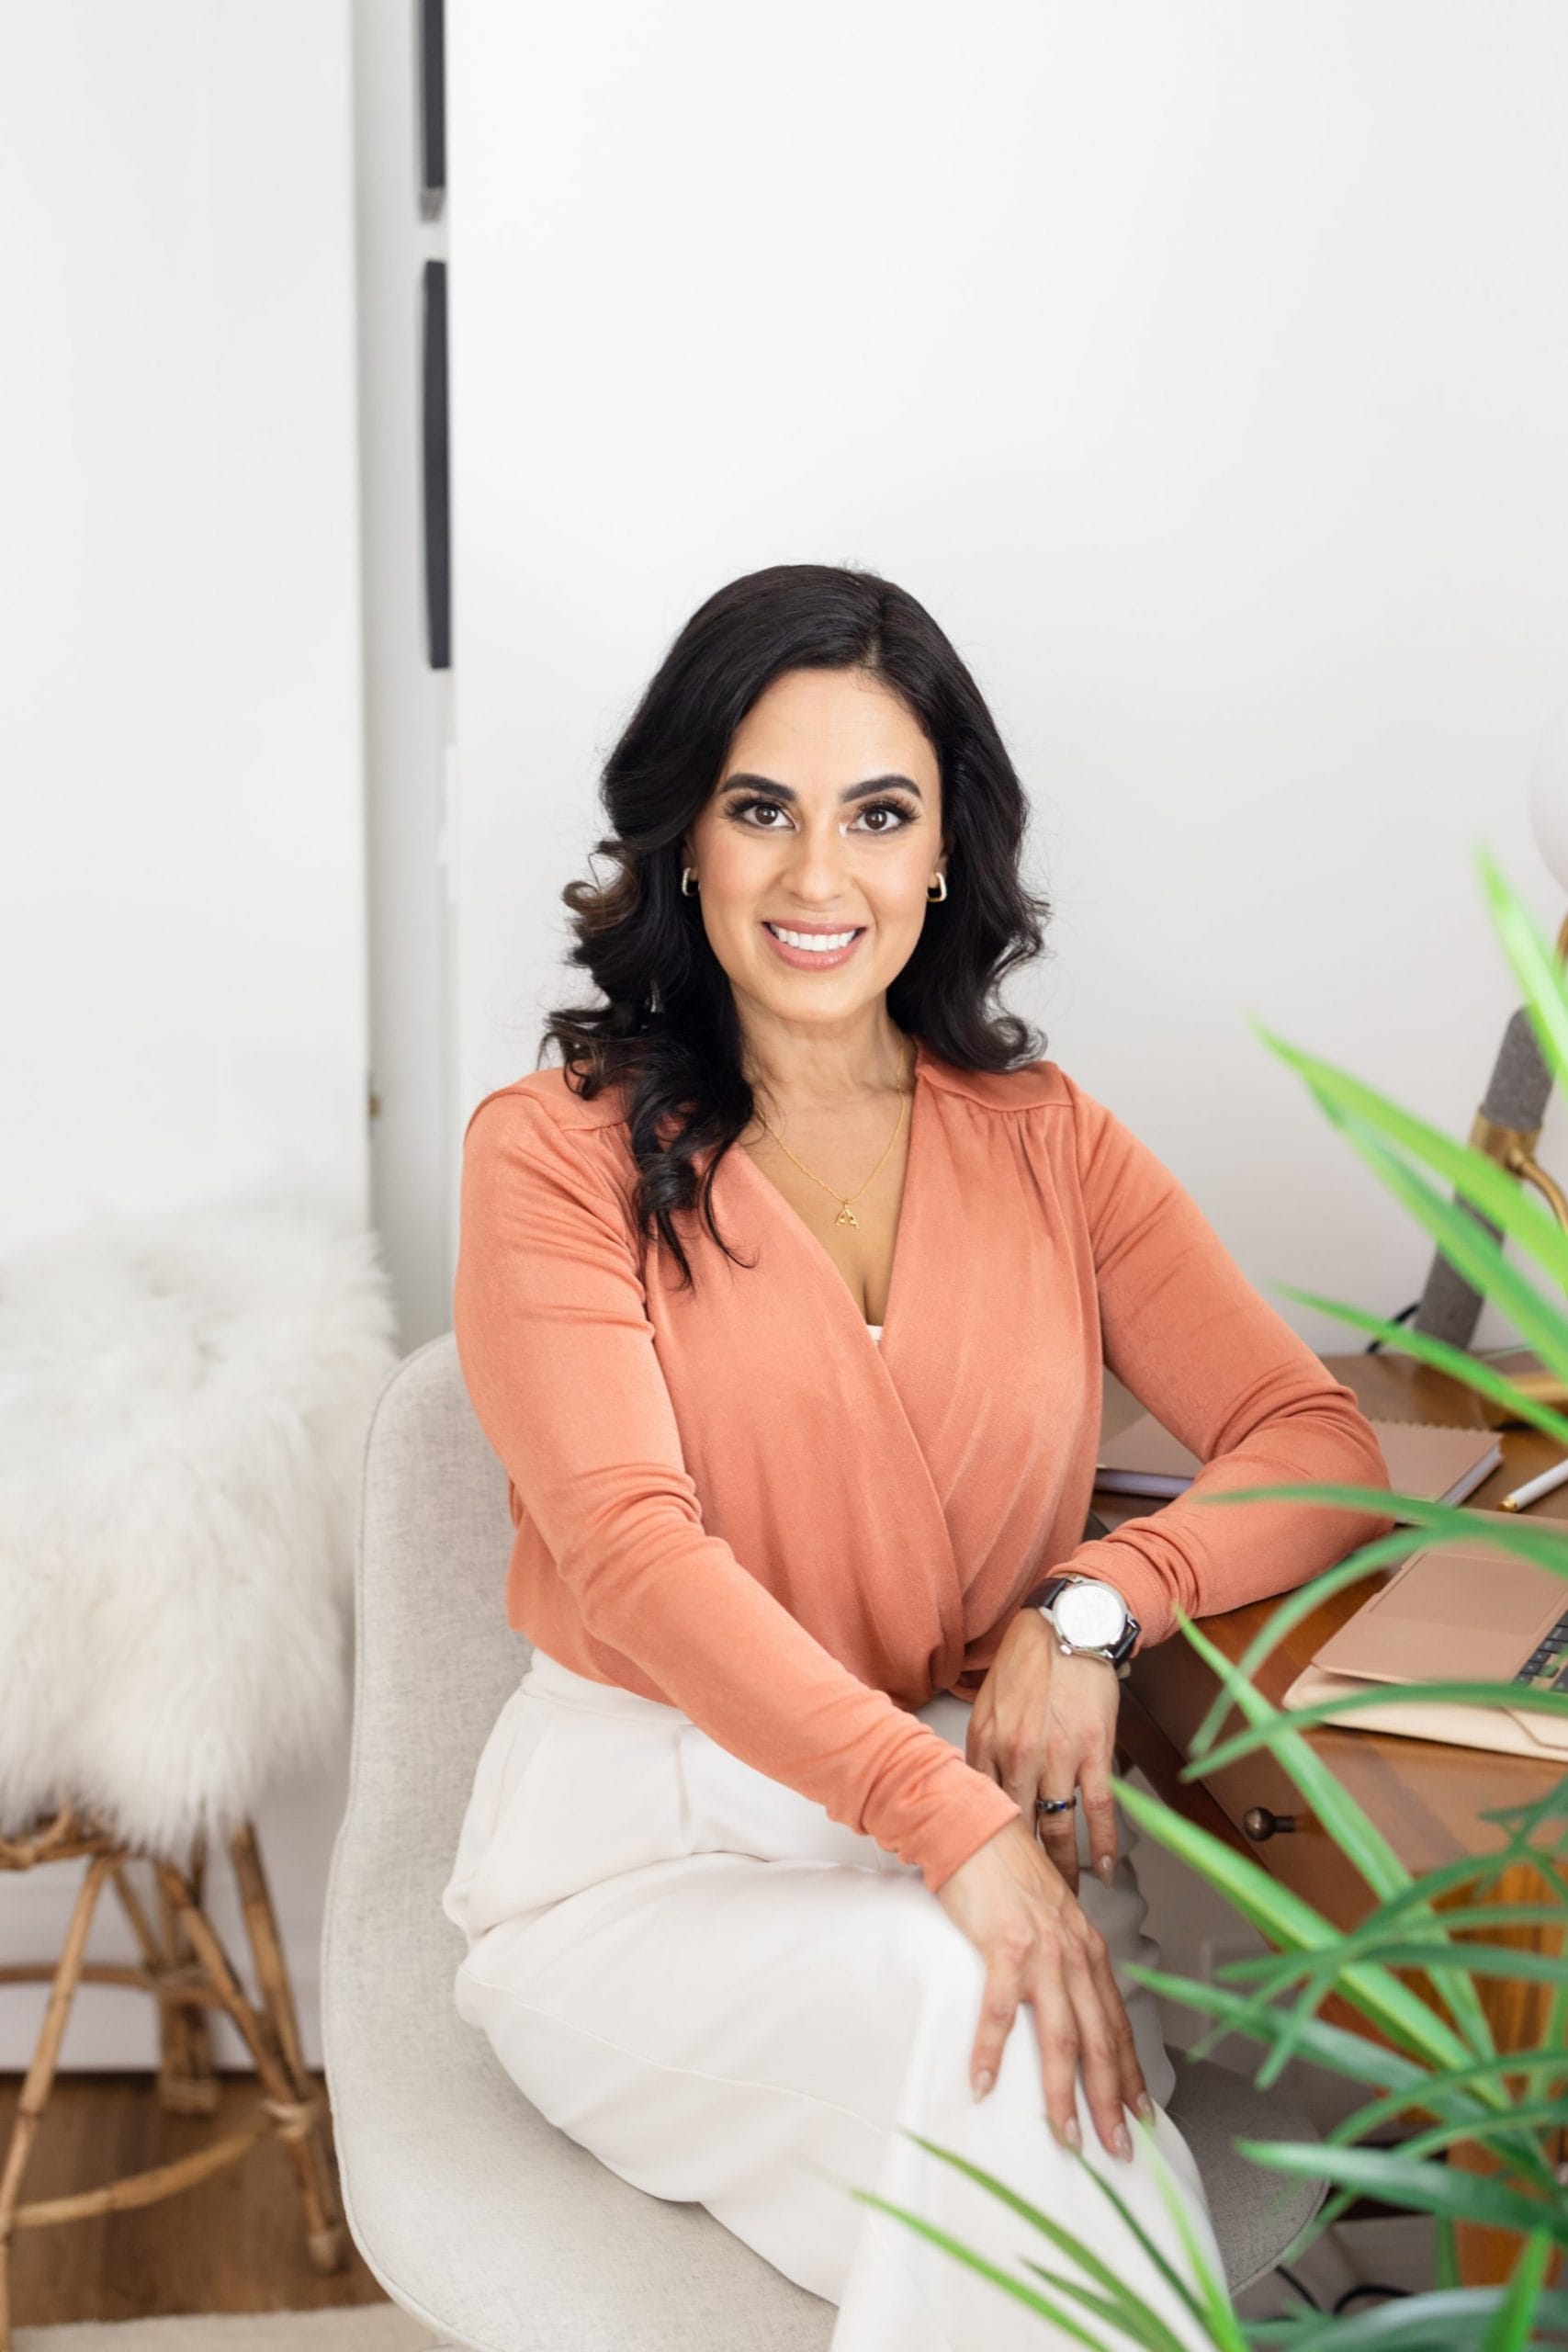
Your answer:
[1055,1580,1127,1651]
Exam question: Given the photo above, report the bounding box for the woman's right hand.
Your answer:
[935,1815,1154,2161]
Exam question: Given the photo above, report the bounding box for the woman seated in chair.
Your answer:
[441,561,1394,2351]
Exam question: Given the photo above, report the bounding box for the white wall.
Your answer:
[444,0,1568,2113]
[0,3,369,2068]
[2,4,369,1240]
[446,0,1568,1352]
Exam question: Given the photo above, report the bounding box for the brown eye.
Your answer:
[859,799,916,832]
[727,795,786,828]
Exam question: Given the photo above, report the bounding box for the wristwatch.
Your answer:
[1035,1573,1140,1674]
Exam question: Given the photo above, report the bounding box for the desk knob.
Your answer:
[1243,1805,1302,1841]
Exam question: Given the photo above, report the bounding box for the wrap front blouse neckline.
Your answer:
[724,1031,931,1355]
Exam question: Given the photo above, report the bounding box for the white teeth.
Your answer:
[766,923,860,952]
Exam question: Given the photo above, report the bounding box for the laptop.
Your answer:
[1292,1528,1568,1758]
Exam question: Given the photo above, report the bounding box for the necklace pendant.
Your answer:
[835,1203,859,1228]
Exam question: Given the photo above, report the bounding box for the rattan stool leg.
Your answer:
[228,1822,309,2090]
[0,1850,117,2352]
[152,1850,344,2274]
[155,1838,219,2115]
[228,1820,344,2216]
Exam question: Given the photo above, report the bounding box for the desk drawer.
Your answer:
[1124,1649,1369,1932]
[1182,1747,1359,1926]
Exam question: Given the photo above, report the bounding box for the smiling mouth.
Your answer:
[761,921,866,952]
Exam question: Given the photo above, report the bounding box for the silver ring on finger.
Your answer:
[1034,1794,1076,1815]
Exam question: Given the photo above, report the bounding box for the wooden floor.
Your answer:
[0,2071,391,2323]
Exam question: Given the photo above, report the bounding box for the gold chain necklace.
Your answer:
[752,1035,915,1230]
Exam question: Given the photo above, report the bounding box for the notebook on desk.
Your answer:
[1094,1412,1502,1513]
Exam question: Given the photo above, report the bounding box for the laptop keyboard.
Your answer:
[1515,1605,1568,1689]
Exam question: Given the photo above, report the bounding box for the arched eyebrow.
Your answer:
[717,772,924,804]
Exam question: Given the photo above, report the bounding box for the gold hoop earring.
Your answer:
[927,872,948,902]
[681,866,700,897]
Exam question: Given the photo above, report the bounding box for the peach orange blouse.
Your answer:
[453,1035,1395,1894]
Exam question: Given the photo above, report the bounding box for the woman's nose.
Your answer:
[783,828,852,896]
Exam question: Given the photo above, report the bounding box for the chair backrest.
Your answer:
[321,1336,839,2348]
[323,1334,528,2062]
[349,1330,530,1870]
[319,1337,532,2320]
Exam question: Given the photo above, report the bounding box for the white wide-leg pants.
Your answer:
[441,1646,1226,2351]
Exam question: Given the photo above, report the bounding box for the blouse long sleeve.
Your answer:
[453,1087,1021,1895]
[1055,1072,1399,1649]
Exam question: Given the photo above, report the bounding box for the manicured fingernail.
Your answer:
[1094,1855,1117,1885]
[973,2070,994,2101]
[1113,2124,1134,2162]
[1136,2094,1156,2123]
[1054,2116,1081,2151]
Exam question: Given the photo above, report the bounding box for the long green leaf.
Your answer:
[1247,1012,1568,1302]
[841,2186,1109,2339]
[1072,2128,1239,2347]
[1233,2140,1568,2248]
[1296,1075,1568,1362]
[1267,1277,1568,1448]
[1220,1906,1568,1978]
[1014,2263,1195,2352]
[1191,1679,1568,1775]
[1273,1091,1568,1378]
[1383,2097,1568,2169]
[893,2127,1201,2352]
[1436,2214,1461,2294]
[1314,1846,1568,1937]
[1481,1778,1568,1840]
[1476,842,1568,1101]
[1326,2042,1568,2148]
[1477,2228,1554,2352]
[1129,2113,1248,2352]
[800,2154,1117,2340]
[1260,1937,1568,1989]
[1249,2283,1568,2352]
[1213,1958,1568,2156]
[1123,1967,1434,2095]
[1180,1487,1568,1577]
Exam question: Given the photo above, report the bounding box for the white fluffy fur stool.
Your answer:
[0,1183,399,2341]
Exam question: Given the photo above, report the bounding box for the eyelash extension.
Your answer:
[724,793,918,832]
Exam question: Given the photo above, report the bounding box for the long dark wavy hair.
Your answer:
[537,561,1053,1290]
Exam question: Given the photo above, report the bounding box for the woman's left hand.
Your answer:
[964,1606,1122,1896]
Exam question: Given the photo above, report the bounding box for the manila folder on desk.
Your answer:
[1280,1661,1568,1760]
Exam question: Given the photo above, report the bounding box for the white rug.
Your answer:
[16,2309,446,2352]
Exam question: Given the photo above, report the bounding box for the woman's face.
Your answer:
[682,666,946,1033]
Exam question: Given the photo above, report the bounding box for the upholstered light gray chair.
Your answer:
[321,1336,1326,2350]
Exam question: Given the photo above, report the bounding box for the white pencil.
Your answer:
[1497,1454,1568,1511]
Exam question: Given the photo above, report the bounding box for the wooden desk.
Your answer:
[1111,1350,1567,2289]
